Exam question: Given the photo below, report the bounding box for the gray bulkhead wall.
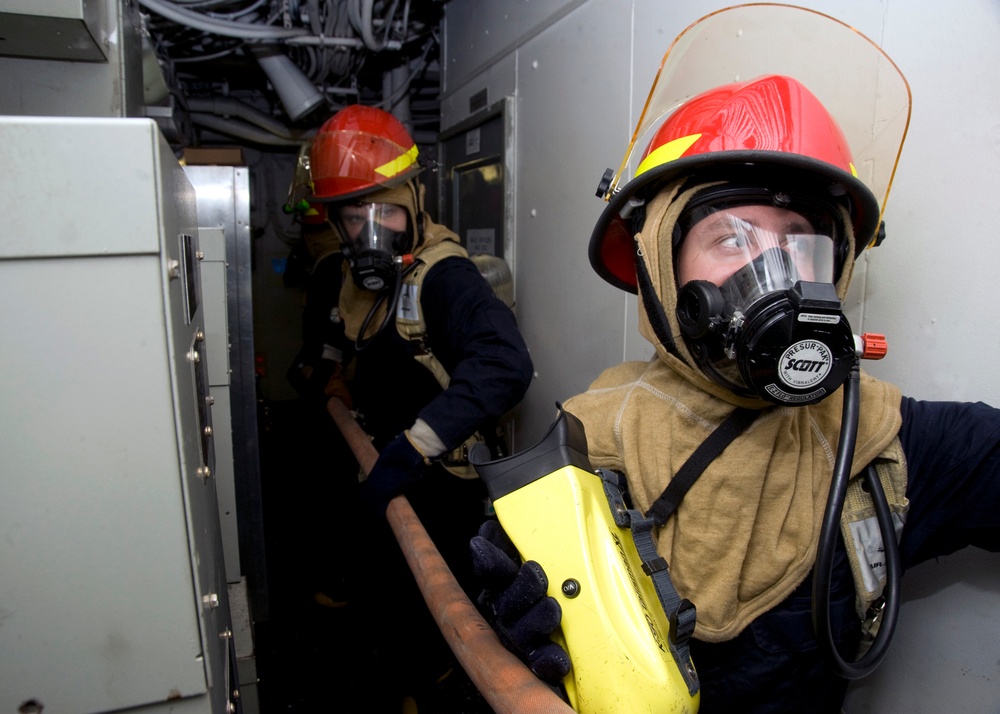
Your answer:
[441,1,1000,711]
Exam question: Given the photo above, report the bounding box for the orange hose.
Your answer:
[327,397,575,714]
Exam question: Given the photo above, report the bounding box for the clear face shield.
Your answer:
[606,5,910,222]
[334,202,412,291]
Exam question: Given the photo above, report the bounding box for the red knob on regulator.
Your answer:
[857,332,888,360]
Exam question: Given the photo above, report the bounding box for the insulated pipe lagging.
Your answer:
[249,45,325,121]
[187,97,308,140]
[189,113,304,147]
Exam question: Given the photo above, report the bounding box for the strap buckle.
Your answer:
[441,443,470,467]
[671,598,697,645]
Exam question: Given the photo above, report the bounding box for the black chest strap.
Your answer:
[645,407,759,527]
[614,405,758,695]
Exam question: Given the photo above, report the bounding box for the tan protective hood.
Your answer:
[562,360,901,641]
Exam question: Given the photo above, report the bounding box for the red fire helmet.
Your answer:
[590,74,880,293]
[310,104,421,202]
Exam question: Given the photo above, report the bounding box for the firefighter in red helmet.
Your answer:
[310,104,533,709]
[472,6,1000,713]
[588,72,875,406]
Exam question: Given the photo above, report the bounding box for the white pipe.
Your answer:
[383,65,411,127]
[359,0,379,50]
[250,45,325,121]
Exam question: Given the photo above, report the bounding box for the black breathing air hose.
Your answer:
[354,258,421,351]
[812,362,902,679]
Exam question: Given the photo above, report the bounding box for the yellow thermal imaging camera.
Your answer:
[471,406,700,714]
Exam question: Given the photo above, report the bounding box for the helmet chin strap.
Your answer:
[635,246,681,359]
[408,180,426,251]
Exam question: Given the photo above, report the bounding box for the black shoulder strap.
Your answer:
[645,407,759,527]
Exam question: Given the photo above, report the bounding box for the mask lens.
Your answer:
[678,203,836,299]
[716,223,835,312]
[338,202,409,255]
[723,218,833,283]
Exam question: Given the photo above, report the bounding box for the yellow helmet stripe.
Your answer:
[375,144,419,179]
[635,133,702,177]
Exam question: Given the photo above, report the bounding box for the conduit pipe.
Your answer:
[326,397,575,714]
[138,0,310,39]
[189,113,306,146]
[284,35,399,48]
[138,0,400,48]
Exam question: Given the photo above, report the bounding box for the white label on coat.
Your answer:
[398,283,420,321]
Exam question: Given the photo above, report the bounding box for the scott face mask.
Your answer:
[674,200,857,406]
[336,202,412,291]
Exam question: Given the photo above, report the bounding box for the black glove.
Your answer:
[361,431,427,516]
[470,520,571,685]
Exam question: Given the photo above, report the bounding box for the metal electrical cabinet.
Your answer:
[0,117,237,713]
[183,165,266,714]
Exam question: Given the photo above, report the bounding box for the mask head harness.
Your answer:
[672,180,857,406]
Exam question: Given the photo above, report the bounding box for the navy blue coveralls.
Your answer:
[690,397,1000,712]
